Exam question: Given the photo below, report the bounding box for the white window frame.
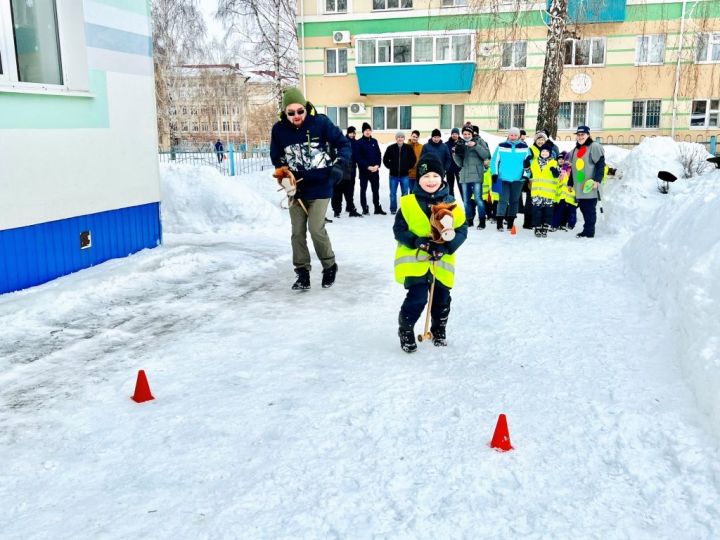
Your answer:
[501,41,527,70]
[372,0,413,11]
[323,0,348,14]
[440,104,465,129]
[325,48,348,75]
[371,105,412,131]
[631,99,662,129]
[498,102,525,131]
[690,98,720,129]
[557,101,604,131]
[696,33,720,64]
[0,0,90,95]
[325,106,349,129]
[564,37,606,67]
[355,31,475,67]
[441,0,468,7]
[636,35,665,66]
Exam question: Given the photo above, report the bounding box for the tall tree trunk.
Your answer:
[536,0,568,138]
[274,0,282,109]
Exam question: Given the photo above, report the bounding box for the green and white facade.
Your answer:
[0,0,161,294]
[298,0,720,143]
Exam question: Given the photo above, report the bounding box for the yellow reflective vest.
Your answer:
[482,169,499,203]
[394,194,466,288]
[557,171,577,206]
[529,158,560,202]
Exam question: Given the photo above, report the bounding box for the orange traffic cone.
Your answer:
[511,225,517,235]
[131,370,155,403]
[490,413,513,451]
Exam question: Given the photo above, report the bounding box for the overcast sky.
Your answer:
[201,3,225,41]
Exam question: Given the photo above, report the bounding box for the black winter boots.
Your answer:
[292,268,311,290]
[478,217,486,230]
[374,206,387,215]
[321,263,338,288]
[399,327,417,353]
[496,216,504,231]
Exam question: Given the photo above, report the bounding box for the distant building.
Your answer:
[0,1,161,294]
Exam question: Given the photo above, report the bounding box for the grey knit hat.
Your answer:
[508,127,521,137]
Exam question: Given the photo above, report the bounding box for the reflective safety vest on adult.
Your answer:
[394,194,466,288]
[529,159,559,202]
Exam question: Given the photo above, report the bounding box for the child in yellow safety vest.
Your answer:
[551,151,578,231]
[526,146,560,237]
[393,154,468,353]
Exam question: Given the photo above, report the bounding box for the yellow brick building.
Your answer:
[297,0,720,144]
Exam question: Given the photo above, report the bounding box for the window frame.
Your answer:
[0,0,90,95]
[355,32,474,67]
[557,101,605,131]
[440,104,465,130]
[371,105,412,131]
[695,32,720,64]
[690,98,720,129]
[635,34,665,66]
[564,37,606,67]
[325,48,348,76]
[372,0,413,11]
[501,40,527,70]
[498,102,525,131]
[441,0,468,6]
[325,106,349,130]
[631,99,662,129]
[324,0,348,15]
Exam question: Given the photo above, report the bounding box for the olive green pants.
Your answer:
[290,198,335,271]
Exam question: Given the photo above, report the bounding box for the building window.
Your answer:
[372,106,412,130]
[690,99,720,128]
[325,0,347,13]
[372,0,412,10]
[440,105,465,129]
[696,33,720,63]
[498,103,525,130]
[325,49,348,75]
[326,106,349,129]
[558,101,604,130]
[356,34,473,66]
[632,100,661,128]
[233,121,241,131]
[636,35,665,65]
[564,38,605,66]
[222,121,230,131]
[1,0,63,85]
[441,0,468,6]
[501,41,527,69]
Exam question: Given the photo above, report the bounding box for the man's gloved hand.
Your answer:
[329,163,344,185]
[415,237,431,252]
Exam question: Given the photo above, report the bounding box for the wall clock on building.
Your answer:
[570,73,592,94]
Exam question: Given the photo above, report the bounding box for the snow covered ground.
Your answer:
[1,152,720,538]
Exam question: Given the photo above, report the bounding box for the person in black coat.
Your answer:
[382,131,417,214]
[355,122,386,215]
[332,126,362,218]
[445,127,462,197]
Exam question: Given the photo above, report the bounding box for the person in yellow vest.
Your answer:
[525,145,560,237]
[393,155,468,352]
[552,151,578,231]
[482,166,499,222]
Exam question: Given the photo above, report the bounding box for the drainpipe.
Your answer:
[671,0,689,138]
[300,0,307,98]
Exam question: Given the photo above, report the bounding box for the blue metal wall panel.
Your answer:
[560,0,627,23]
[356,63,476,95]
[0,202,162,295]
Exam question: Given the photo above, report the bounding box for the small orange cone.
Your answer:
[131,370,155,403]
[490,413,513,451]
[511,225,517,235]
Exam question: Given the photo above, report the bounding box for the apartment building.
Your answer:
[297,0,720,143]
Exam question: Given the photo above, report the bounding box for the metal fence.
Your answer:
[158,147,272,176]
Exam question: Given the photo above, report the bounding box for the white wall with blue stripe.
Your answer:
[0,0,161,295]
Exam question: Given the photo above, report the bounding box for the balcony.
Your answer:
[355,63,476,95]
[562,0,626,23]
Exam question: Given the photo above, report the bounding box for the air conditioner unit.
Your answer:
[332,31,351,44]
[349,103,365,115]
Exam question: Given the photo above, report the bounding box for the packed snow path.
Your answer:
[1,212,719,538]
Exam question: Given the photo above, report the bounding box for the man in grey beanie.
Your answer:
[382,131,417,214]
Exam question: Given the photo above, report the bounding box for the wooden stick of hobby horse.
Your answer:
[417,261,436,342]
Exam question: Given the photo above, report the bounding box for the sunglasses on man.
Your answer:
[286,108,305,117]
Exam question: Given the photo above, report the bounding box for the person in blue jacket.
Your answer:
[270,87,351,290]
[214,139,224,163]
[490,127,531,231]
[421,129,453,177]
[355,122,386,215]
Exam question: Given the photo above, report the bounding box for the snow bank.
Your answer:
[160,164,285,235]
[614,138,720,437]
